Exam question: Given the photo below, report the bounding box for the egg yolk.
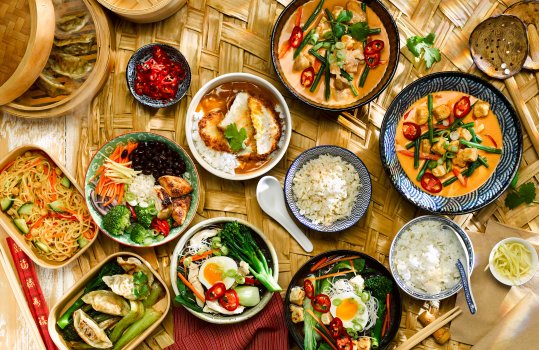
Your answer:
[204,262,224,285]
[336,298,359,321]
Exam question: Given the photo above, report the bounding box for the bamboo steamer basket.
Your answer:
[95,0,186,23]
[0,0,55,106]
[1,0,112,118]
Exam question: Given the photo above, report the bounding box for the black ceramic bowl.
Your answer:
[285,250,402,350]
[126,43,191,108]
[270,0,399,112]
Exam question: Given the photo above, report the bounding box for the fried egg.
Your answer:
[198,256,237,289]
[330,292,368,330]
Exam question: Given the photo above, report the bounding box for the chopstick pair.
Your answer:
[396,306,462,350]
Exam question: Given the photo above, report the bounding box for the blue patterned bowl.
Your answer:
[380,72,522,214]
[283,145,372,232]
[389,215,475,301]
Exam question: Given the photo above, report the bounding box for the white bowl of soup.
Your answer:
[185,73,292,180]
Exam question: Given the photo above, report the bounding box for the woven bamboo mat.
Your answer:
[69,0,539,349]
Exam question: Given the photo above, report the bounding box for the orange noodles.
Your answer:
[0,151,95,261]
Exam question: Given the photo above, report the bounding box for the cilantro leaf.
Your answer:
[336,10,353,23]
[505,191,525,209]
[505,181,537,209]
[132,271,150,299]
[349,22,369,42]
[406,33,441,69]
[224,123,247,152]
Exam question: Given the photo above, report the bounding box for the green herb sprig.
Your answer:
[406,33,441,69]
[224,123,247,152]
[505,174,538,209]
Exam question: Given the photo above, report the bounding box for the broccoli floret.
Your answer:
[134,205,156,228]
[102,205,131,235]
[128,223,153,244]
[364,275,393,301]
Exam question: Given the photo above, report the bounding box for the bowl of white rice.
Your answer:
[389,215,474,300]
[283,145,372,232]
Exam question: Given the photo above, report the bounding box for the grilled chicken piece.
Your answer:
[154,185,172,207]
[293,53,311,71]
[460,128,473,141]
[432,164,447,177]
[346,1,367,24]
[219,92,257,153]
[421,139,432,154]
[433,104,451,120]
[248,95,281,156]
[453,148,479,167]
[334,75,350,90]
[431,138,448,155]
[473,101,490,118]
[188,263,205,307]
[199,110,232,152]
[171,196,191,226]
[415,107,429,125]
[158,176,192,197]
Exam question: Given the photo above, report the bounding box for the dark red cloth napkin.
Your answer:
[6,237,57,350]
[166,293,289,350]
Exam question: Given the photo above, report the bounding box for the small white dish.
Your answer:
[488,237,538,286]
[184,72,292,181]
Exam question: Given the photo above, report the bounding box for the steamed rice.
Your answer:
[393,220,466,294]
[292,154,361,226]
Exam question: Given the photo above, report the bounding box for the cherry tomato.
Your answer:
[420,173,443,193]
[336,333,353,350]
[364,40,384,55]
[402,122,421,141]
[289,26,304,48]
[219,289,240,311]
[300,67,315,87]
[311,294,331,313]
[205,282,226,301]
[329,317,343,338]
[454,96,471,119]
[303,279,314,299]
[365,52,380,68]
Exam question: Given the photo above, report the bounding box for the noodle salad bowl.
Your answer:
[85,132,200,247]
[0,145,98,269]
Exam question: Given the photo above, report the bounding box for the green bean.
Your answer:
[310,63,326,92]
[416,160,430,181]
[312,42,324,51]
[361,2,367,11]
[428,94,434,143]
[461,122,475,129]
[449,119,463,131]
[302,0,325,30]
[446,158,452,172]
[349,83,359,97]
[340,69,354,81]
[368,28,381,35]
[324,8,336,35]
[442,160,483,186]
[478,156,489,168]
[443,176,459,187]
[414,139,420,169]
[324,51,331,100]
[308,48,326,63]
[294,30,315,58]
[460,139,502,154]
[427,160,438,170]
[359,66,370,87]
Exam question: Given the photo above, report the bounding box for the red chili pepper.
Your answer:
[420,173,443,193]
[403,109,412,120]
[312,294,331,313]
[244,277,260,286]
[364,40,384,55]
[336,333,353,350]
[289,26,304,48]
[303,279,314,299]
[219,289,240,311]
[454,96,471,119]
[300,67,315,87]
[329,317,344,338]
[485,134,498,148]
[151,218,170,237]
[452,168,467,187]
[127,204,137,219]
[402,122,421,141]
[365,52,380,68]
[205,282,226,301]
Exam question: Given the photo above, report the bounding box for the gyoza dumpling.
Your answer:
[73,309,112,349]
[117,257,154,286]
[82,290,130,316]
[54,33,95,55]
[49,53,93,79]
[56,12,89,33]
[36,69,72,97]
[102,274,138,300]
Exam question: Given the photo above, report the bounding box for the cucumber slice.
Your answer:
[13,218,29,234]
[59,176,71,188]
[33,240,50,253]
[17,202,34,215]
[48,200,64,212]
[1,197,14,212]
[77,236,89,248]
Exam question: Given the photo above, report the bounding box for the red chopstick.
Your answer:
[6,238,57,350]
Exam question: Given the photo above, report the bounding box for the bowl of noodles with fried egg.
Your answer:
[185,73,292,180]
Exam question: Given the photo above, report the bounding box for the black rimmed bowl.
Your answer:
[270,0,399,112]
[284,145,372,232]
[285,250,402,350]
[126,43,191,108]
[379,72,522,214]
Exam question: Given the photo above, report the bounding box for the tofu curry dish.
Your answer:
[395,91,503,197]
[277,0,390,107]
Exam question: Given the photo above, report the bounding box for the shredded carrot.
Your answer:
[313,327,338,350]
[295,6,303,27]
[177,272,205,303]
[315,256,362,270]
[310,256,329,272]
[50,170,57,201]
[0,160,15,173]
[312,269,355,281]
[306,308,333,340]
[381,293,391,337]
[180,250,214,264]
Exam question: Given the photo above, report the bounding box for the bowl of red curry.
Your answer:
[126,43,191,108]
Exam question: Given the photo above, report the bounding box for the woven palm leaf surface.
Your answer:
[3,0,539,349]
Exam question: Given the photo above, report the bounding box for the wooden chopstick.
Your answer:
[396,306,462,350]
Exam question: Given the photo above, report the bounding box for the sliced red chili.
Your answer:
[402,122,421,141]
[289,26,304,48]
[365,52,380,68]
[151,218,170,236]
[312,294,331,313]
[336,333,353,350]
[300,67,315,87]
[485,134,498,148]
[244,277,260,286]
[452,168,467,187]
[420,173,443,193]
[303,279,314,299]
[206,282,226,301]
[219,289,240,311]
[364,40,384,55]
[329,317,344,338]
[454,96,471,119]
